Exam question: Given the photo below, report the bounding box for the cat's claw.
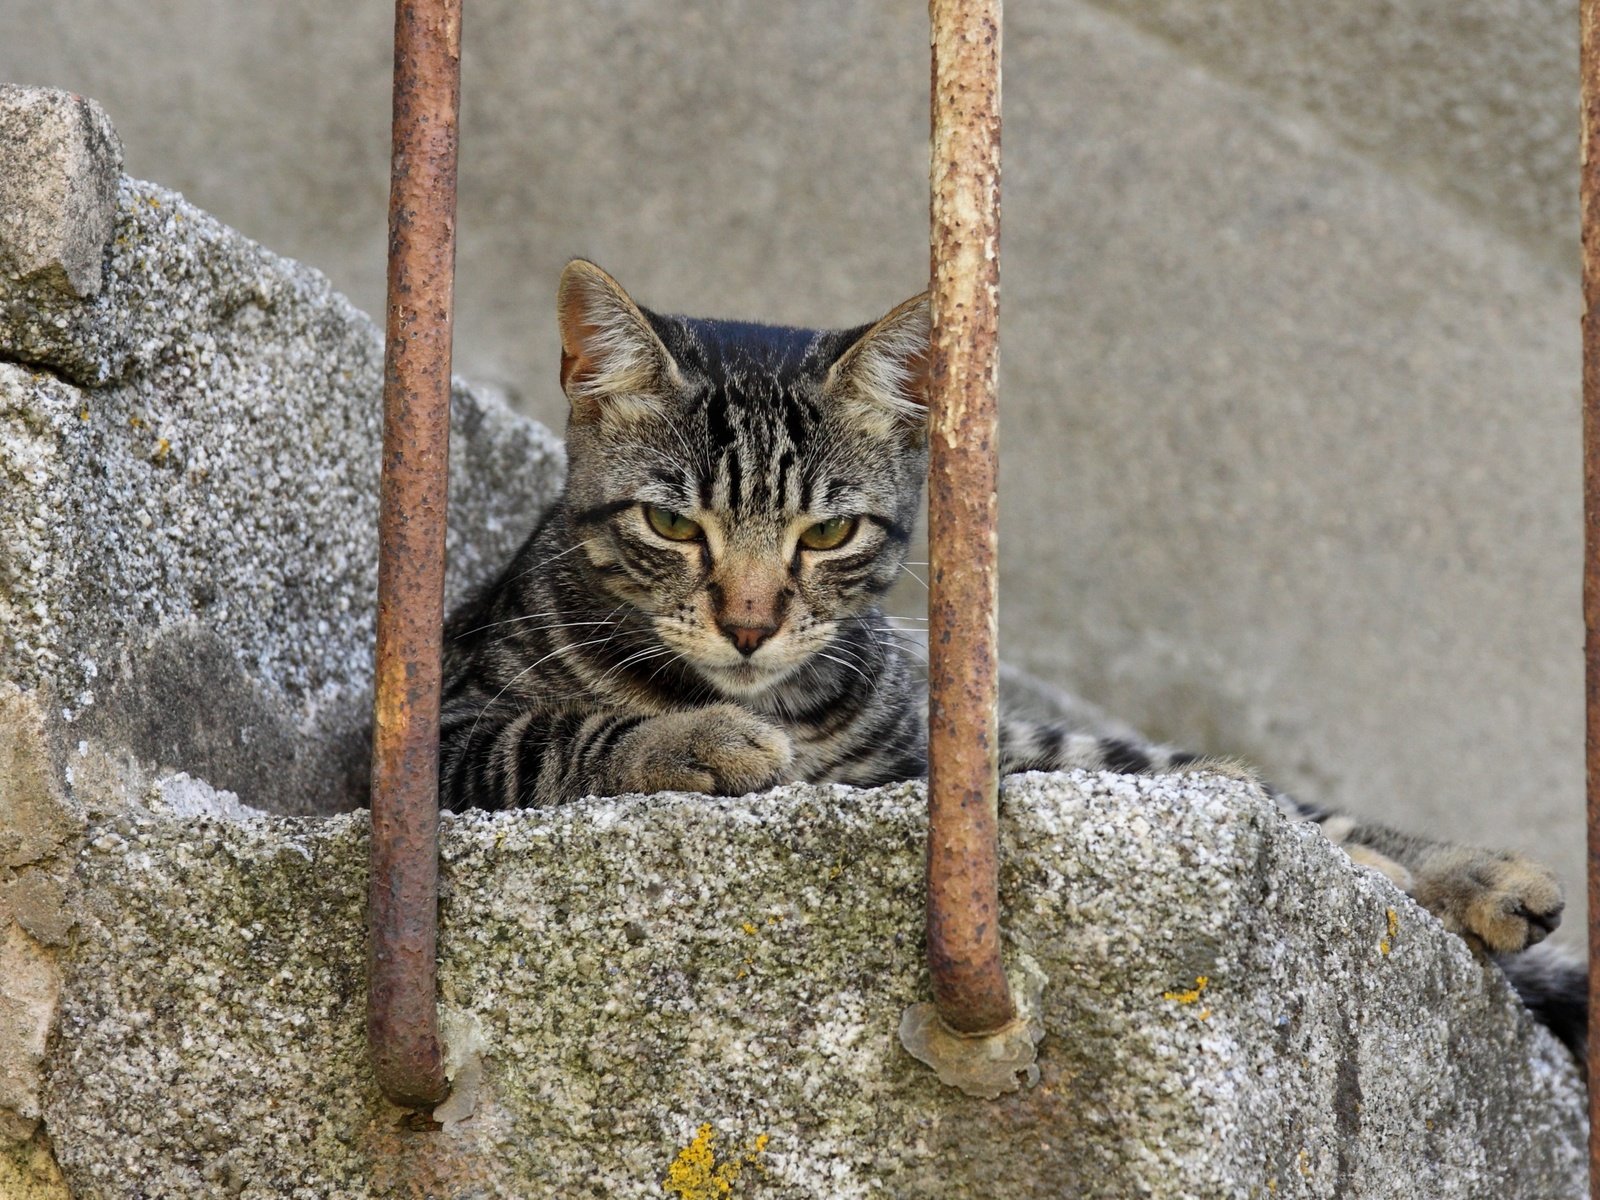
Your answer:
[615,704,793,797]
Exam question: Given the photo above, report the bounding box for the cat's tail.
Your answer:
[997,717,1206,778]
[1497,945,1587,1065]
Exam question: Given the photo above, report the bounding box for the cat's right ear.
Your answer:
[557,259,682,423]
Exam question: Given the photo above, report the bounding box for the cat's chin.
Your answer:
[696,659,797,698]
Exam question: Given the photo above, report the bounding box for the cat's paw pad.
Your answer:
[1420,849,1564,953]
[618,704,793,796]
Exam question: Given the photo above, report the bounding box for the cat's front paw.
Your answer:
[1415,848,1564,953]
[615,704,793,796]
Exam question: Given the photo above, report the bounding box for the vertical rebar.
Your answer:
[367,0,461,1109]
[1583,0,1600,1182]
[925,0,1013,1036]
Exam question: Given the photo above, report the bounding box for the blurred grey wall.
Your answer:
[2,1,1584,935]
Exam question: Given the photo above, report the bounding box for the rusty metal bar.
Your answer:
[1583,0,1600,1182]
[367,0,461,1109]
[925,0,1013,1036]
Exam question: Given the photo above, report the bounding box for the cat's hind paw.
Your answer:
[1415,848,1564,954]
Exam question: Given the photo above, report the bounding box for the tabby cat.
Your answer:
[439,260,1582,1051]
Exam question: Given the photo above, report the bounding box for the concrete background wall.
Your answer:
[1,2,1583,935]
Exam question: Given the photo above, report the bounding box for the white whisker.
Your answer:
[500,536,599,587]
[476,618,621,645]
[466,632,632,744]
[814,650,872,686]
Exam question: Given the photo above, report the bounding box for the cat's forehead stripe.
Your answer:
[694,369,815,517]
[636,309,906,522]
[775,450,796,513]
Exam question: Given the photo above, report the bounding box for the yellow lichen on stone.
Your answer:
[661,1124,769,1198]
[0,1133,69,1200]
[663,1124,723,1197]
[1163,975,1209,1004]
[1379,908,1399,957]
[740,922,758,936]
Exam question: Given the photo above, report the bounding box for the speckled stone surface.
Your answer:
[0,87,121,302]
[1,151,563,813]
[39,770,1587,1199]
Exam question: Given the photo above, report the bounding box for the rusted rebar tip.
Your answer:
[1583,0,1600,1174]
[924,0,1010,1049]
[899,954,1047,1099]
[367,0,461,1111]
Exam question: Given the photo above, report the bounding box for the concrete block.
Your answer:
[1091,0,1574,263]
[37,770,1587,1197]
[0,115,564,809]
[0,86,121,300]
[0,688,80,1149]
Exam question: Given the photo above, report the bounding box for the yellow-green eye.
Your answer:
[644,505,703,541]
[799,516,858,551]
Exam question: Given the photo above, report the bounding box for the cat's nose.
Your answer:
[719,619,779,656]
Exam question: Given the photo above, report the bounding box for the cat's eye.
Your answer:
[644,504,703,541]
[799,516,858,551]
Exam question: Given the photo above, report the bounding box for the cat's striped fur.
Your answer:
[439,261,1582,1055]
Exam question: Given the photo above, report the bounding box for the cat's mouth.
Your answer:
[654,618,812,696]
[696,656,797,697]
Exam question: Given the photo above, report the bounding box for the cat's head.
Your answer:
[555,259,928,698]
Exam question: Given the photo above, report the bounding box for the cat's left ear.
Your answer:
[823,292,930,438]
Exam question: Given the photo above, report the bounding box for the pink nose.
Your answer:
[719,621,778,656]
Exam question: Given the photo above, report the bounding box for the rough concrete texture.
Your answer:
[0,87,121,300]
[0,91,564,812]
[0,4,1580,942]
[31,768,1585,1198]
[0,686,83,1192]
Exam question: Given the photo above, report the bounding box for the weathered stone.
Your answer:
[0,1131,67,1200]
[0,86,121,302]
[3,871,71,949]
[39,770,1587,1198]
[0,687,83,869]
[0,925,59,1144]
[0,150,564,813]
[0,690,78,1150]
